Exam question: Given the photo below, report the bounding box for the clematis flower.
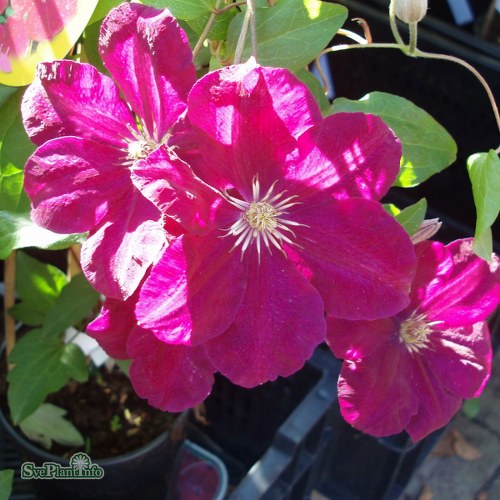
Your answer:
[130,60,417,389]
[327,239,500,441]
[87,292,215,412]
[22,2,196,299]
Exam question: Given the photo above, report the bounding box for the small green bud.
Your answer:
[394,0,428,24]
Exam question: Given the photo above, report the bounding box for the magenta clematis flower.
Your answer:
[22,2,196,299]
[87,293,215,412]
[130,60,417,389]
[327,239,500,441]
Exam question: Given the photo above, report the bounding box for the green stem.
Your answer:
[408,22,418,54]
[247,0,258,60]
[192,0,225,62]
[234,1,252,64]
[415,49,500,134]
[389,0,405,46]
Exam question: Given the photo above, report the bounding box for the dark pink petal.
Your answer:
[127,327,215,412]
[337,341,419,437]
[136,233,248,345]
[81,191,166,300]
[326,316,396,361]
[291,197,416,319]
[131,146,232,234]
[420,239,500,326]
[24,137,130,233]
[404,360,463,442]
[425,322,492,399]
[206,249,325,387]
[287,113,401,201]
[22,60,136,147]
[86,297,137,359]
[99,3,195,141]
[187,61,321,195]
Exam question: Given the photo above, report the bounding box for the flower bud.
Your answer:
[394,0,428,24]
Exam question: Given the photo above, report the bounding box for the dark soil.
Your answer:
[0,355,178,459]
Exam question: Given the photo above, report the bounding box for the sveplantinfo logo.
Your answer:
[21,452,104,480]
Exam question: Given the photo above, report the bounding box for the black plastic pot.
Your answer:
[0,407,183,500]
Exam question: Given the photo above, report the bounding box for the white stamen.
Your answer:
[222,176,307,261]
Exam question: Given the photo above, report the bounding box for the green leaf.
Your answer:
[9,252,67,325]
[0,469,14,500]
[83,22,107,75]
[0,90,35,214]
[19,403,84,449]
[329,92,457,187]
[462,398,481,419]
[61,343,89,383]
[384,203,400,216]
[88,0,123,25]
[7,330,87,423]
[467,150,500,260]
[41,273,99,339]
[395,198,427,236]
[141,0,214,20]
[227,0,347,71]
[294,68,329,112]
[188,8,237,41]
[0,211,85,260]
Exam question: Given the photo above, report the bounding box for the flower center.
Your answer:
[223,177,304,259]
[399,312,441,354]
[126,139,155,161]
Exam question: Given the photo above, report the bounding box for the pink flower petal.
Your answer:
[425,322,492,399]
[206,249,325,387]
[287,112,401,200]
[99,3,196,141]
[419,239,500,326]
[187,61,321,194]
[81,191,166,300]
[135,233,248,345]
[337,340,419,437]
[326,316,395,360]
[291,196,416,319]
[86,296,136,359]
[22,60,136,147]
[131,146,230,234]
[127,327,215,412]
[0,16,30,59]
[24,136,130,233]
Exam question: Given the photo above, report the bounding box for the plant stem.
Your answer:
[234,2,252,64]
[389,0,405,46]
[4,251,16,359]
[415,49,500,134]
[247,0,258,60]
[215,1,246,15]
[192,0,225,62]
[408,22,418,54]
[337,28,368,45]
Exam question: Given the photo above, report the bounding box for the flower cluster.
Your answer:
[22,3,500,440]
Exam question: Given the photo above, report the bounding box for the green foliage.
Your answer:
[227,0,347,71]
[0,212,85,259]
[330,92,457,187]
[188,9,236,41]
[395,198,427,236]
[9,252,67,325]
[295,68,329,112]
[19,403,84,449]
[141,0,214,20]
[8,331,89,423]
[41,273,100,339]
[462,398,481,419]
[467,150,500,260]
[0,90,33,214]
[7,267,98,423]
[88,0,123,25]
[0,469,14,500]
